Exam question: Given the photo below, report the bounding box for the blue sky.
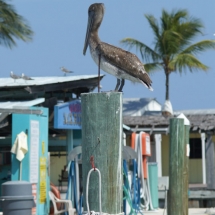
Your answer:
[1,0,215,110]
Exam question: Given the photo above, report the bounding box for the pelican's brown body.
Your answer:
[83,3,153,91]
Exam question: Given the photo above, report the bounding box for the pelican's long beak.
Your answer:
[83,11,94,55]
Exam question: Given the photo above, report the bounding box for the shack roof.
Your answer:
[123,112,215,133]
[0,74,104,100]
[0,75,103,87]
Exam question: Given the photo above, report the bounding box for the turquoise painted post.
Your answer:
[81,92,123,214]
[148,163,158,209]
[12,107,50,215]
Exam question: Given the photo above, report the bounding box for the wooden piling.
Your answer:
[81,92,123,214]
[167,118,185,215]
[183,125,189,215]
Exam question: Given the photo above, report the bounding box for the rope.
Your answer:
[66,161,82,215]
[131,159,144,215]
[86,168,102,215]
[85,167,124,215]
[123,160,137,215]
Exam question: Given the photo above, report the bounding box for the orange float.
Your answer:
[130,132,151,179]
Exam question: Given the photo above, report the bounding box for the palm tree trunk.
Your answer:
[165,72,169,100]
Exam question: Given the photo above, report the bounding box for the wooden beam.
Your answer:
[0,108,43,115]
[24,77,103,94]
[0,120,8,128]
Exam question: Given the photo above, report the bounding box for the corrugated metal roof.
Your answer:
[0,98,45,121]
[123,98,161,116]
[174,109,215,115]
[0,75,103,88]
[0,98,44,109]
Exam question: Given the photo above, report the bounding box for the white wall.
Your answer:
[130,100,162,116]
[50,153,67,186]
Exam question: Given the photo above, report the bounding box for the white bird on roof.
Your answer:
[60,67,74,76]
[10,71,21,82]
[22,73,34,81]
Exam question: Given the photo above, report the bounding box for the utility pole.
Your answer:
[81,92,123,214]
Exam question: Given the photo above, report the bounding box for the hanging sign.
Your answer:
[30,120,39,183]
[39,157,46,203]
[54,100,81,129]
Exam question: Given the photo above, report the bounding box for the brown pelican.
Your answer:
[83,3,153,92]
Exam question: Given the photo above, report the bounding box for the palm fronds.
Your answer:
[120,8,215,100]
[120,38,160,62]
[0,0,33,48]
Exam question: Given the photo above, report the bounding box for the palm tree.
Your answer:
[0,0,33,48]
[121,9,215,101]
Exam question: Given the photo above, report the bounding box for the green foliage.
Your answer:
[121,8,215,99]
[0,0,33,48]
[121,9,215,74]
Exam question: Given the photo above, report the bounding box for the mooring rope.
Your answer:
[85,167,124,215]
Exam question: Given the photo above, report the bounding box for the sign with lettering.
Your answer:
[39,157,46,203]
[54,100,81,129]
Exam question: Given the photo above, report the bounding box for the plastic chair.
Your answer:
[49,191,76,215]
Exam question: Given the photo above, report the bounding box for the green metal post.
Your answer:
[81,92,123,214]
[183,125,190,215]
[167,118,185,215]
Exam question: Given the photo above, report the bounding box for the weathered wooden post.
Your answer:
[167,118,185,215]
[183,123,190,215]
[81,92,123,214]
[178,113,190,215]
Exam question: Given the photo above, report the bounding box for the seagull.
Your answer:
[83,3,153,92]
[10,71,21,82]
[60,67,74,76]
[22,73,34,81]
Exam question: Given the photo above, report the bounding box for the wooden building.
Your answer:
[123,109,215,207]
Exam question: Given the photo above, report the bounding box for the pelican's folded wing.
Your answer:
[96,42,152,88]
